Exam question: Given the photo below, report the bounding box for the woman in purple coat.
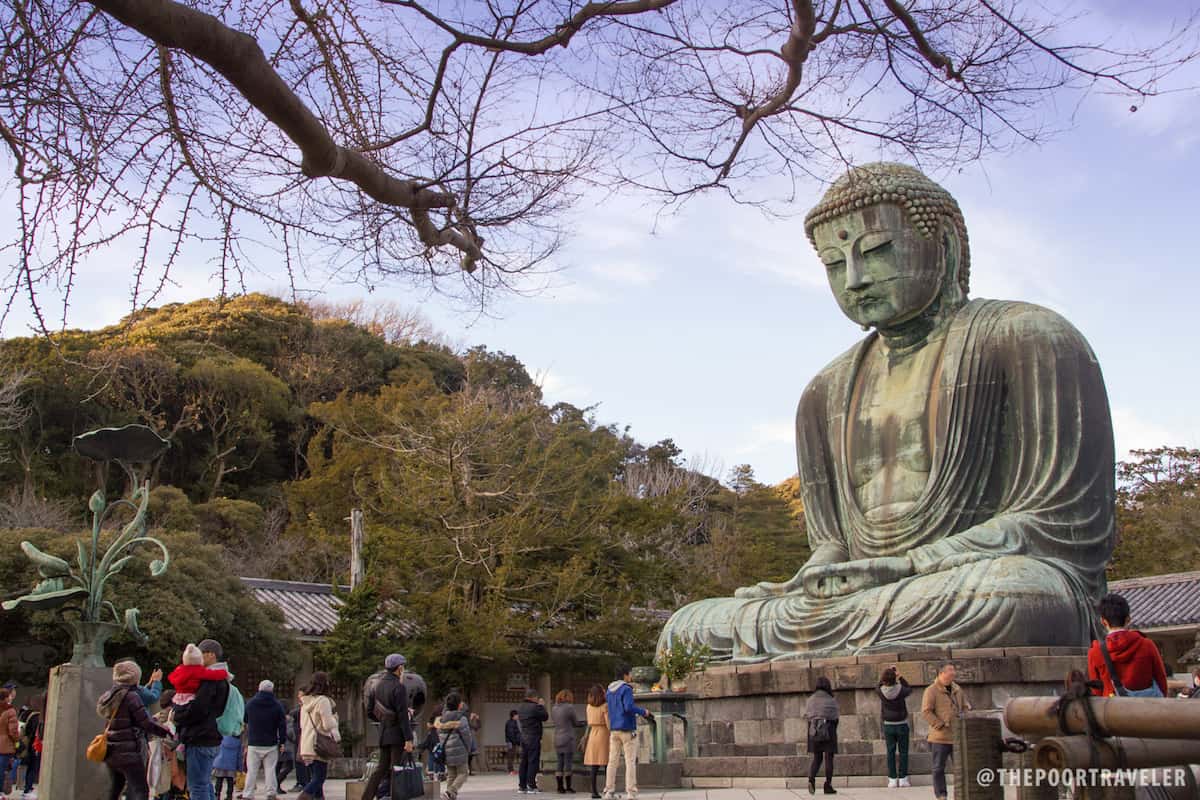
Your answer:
[97,660,172,800]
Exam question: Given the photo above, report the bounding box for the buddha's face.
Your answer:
[812,203,944,329]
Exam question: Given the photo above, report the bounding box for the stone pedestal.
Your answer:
[39,663,115,800]
[633,691,697,788]
[668,647,1088,789]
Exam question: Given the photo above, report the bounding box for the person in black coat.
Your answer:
[517,692,549,793]
[98,660,172,800]
[804,677,840,795]
[505,710,522,774]
[361,653,415,800]
[172,659,230,800]
[877,666,912,787]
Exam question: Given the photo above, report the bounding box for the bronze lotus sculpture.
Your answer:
[3,424,171,666]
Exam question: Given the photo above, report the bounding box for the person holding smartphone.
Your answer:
[876,665,911,789]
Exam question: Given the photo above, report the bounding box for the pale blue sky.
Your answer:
[3,4,1198,485]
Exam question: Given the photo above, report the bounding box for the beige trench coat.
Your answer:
[583,703,609,766]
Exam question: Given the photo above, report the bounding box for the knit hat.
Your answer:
[113,660,142,685]
[198,639,223,659]
[182,643,203,665]
[259,680,275,692]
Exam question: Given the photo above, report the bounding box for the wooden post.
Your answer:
[1014,750,1058,800]
[350,508,364,589]
[953,715,1003,800]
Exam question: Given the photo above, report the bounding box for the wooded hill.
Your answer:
[0,294,808,687]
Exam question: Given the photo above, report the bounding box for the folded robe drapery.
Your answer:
[659,299,1115,660]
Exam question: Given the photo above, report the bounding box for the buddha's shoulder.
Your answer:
[799,340,865,406]
[965,298,1091,345]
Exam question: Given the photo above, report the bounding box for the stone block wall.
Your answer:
[666,647,1087,784]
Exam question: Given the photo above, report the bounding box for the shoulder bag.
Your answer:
[306,698,341,761]
[87,689,127,763]
[1097,636,1128,696]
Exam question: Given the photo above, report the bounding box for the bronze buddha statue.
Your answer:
[659,163,1115,660]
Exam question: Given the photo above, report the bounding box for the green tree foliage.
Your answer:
[728,464,757,497]
[316,583,394,686]
[721,472,810,589]
[184,355,294,498]
[463,346,541,399]
[0,293,450,503]
[1110,447,1200,580]
[292,382,667,689]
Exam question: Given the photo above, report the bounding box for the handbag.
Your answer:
[315,730,340,761]
[391,753,426,800]
[809,717,832,746]
[87,688,127,763]
[431,727,466,772]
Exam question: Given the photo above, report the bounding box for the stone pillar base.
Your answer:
[39,663,116,800]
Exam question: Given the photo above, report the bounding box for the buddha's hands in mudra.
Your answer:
[734,554,914,599]
[800,557,914,599]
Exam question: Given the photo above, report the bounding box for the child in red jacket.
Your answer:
[1087,593,1168,697]
[168,643,229,708]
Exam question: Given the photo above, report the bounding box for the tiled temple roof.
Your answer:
[240,577,418,641]
[1108,571,1200,631]
[240,578,346,640]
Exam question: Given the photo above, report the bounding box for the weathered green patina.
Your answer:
[2,424,171,666]
[660,163,1115,661]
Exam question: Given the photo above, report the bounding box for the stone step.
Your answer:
[698,738,938,758]
[683,753,934,778]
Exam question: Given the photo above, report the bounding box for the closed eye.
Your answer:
[860,235,893,255]
[819,249,846,269]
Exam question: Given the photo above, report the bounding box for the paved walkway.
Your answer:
[309,772,968,800]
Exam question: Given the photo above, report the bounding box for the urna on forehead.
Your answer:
[804,161,971,294]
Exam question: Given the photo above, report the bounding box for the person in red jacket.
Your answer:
[1087,593,1168,697]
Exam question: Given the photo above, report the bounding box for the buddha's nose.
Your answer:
[844,253,872,291]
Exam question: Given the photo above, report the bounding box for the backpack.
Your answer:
[217,684,245,737]
[809,717,832,746]
[363,671,397,724]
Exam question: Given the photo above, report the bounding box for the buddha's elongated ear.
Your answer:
[940,219,967,306]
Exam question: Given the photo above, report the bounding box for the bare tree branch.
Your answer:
[0,0,1196,327]
[380,0,680,56]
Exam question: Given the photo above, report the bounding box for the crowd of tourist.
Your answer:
[0,684,41,800]
[5,588,1200,800]
[0,637,346,800]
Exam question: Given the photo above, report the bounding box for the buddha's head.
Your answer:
[804,163,970,331]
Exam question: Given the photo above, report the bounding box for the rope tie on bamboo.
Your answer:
[1054,691,1130,771]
